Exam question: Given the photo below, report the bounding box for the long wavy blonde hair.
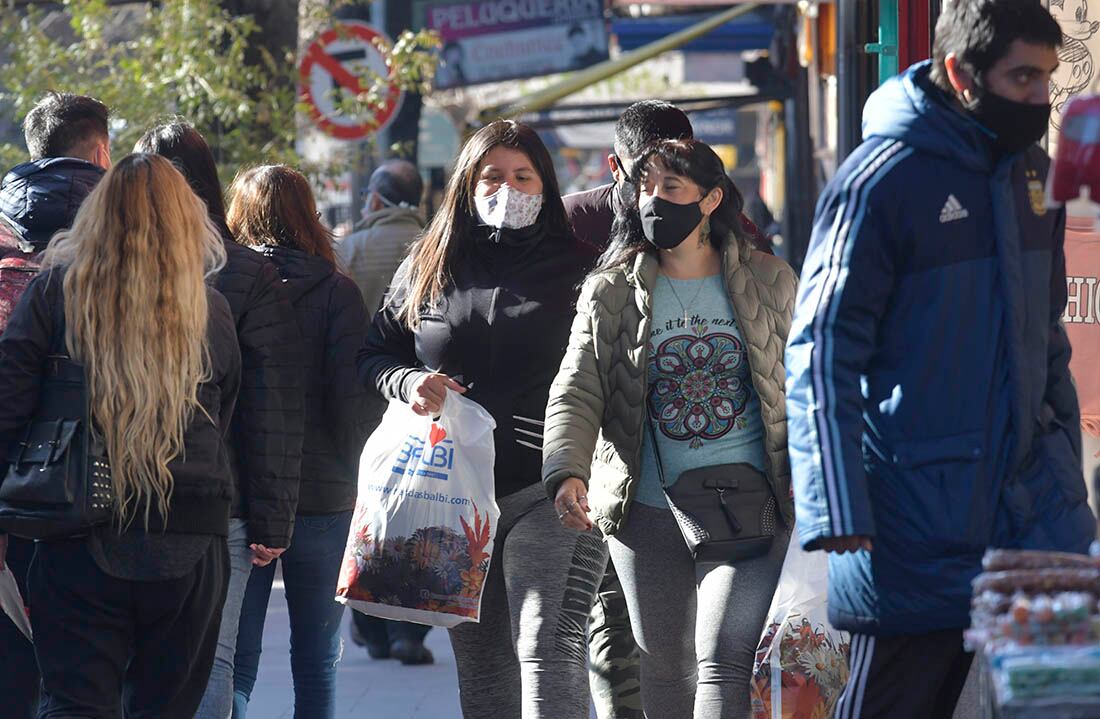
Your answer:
[43,153,227,528]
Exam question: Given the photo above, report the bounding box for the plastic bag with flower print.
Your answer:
[751,530,851,719]
[336,389,499,628]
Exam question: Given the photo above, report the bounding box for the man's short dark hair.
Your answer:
[368,160,423,208]
[614,100,694,160]
[931,0,1062,92]
[22,92,109,160]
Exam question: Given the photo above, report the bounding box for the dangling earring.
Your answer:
[698,216,711,247]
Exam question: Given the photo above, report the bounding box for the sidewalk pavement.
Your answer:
[247,581,978,718]
[243,580,462,718]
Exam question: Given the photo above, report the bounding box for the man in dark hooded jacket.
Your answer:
[786,2,1095,717]
[0,91,110,719]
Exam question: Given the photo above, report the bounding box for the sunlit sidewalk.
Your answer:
[246,580,462,718]
[249,578,979,719]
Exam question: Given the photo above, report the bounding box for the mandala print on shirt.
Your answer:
[649,323,750,449]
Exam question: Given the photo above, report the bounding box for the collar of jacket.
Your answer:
[473,220,547,248]
[360,206,423,232]
[624,233,749,295]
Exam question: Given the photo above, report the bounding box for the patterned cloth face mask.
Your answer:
[474,185,544,230]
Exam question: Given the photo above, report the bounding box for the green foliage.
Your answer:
[0,0,439,182]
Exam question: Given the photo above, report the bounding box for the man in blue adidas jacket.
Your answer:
[786,2,1096,716]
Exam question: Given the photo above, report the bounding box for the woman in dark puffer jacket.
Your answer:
[0,154,240,717]
[134,122,306,719]
[226,164,372,719]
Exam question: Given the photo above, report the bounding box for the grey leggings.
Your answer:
[448,482,608,719]
[608,502,787,719]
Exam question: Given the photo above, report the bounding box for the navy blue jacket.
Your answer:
[786,61,1095,636]
[0,158,104,249]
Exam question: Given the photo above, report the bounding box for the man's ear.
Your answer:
[94,140,111,170]
[608,154,621,184]
[944,53,978,103]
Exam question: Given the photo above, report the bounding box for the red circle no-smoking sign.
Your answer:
[299,21,404,141]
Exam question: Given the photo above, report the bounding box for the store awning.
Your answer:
[476,3,762,124]
[613,8,776,53]
[518,91,786,129]
[612,0,794,5]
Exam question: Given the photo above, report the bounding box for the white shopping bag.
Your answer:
[751,530,850,719]
[0,566,31,641]
[337,390,498,628]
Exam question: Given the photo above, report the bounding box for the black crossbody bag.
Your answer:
[0,349,113,540]
[647,419,779,563]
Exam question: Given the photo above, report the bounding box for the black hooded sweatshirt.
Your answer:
[358,222,598,499]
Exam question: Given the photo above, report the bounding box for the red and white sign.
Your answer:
[299,21,404,140]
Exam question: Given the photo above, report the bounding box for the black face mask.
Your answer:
[612,155,636,210]
[640,196,704,250]
[966,89,1051,155]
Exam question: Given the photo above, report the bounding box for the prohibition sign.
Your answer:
[300,22,404,140]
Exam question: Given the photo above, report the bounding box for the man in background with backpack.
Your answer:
[0,91,110,719]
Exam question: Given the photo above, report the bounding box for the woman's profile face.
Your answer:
[638,158,704,208]
[473,145,544,199]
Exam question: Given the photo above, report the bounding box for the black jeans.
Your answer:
[1,536,39,718]
[28,535,228,719]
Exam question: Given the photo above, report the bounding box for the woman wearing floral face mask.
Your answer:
[543,139,797,718]
[358,120,607,719]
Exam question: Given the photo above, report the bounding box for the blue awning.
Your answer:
[612,9,776,53]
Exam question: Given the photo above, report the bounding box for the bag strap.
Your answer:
[644,413,669,490]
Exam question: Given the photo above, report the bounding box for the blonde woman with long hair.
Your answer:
[0,153,242,718]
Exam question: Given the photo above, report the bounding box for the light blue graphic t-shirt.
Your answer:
[635,273,767,509]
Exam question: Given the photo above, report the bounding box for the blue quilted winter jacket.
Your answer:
[0,157,104,249]
[786,61,1095,637]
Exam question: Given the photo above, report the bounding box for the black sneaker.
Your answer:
[365,641,392,660]
[349,619,392,659]
[390,639,434,666]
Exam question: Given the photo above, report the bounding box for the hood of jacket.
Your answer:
[0,158,105,248]
[862,60,997,174]
[359,205,423,232]
[255,245,335,303]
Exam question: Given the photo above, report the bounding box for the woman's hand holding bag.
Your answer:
[409,373,466,416]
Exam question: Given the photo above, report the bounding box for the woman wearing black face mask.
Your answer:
[542,139,798,719]
[358,120,607,719]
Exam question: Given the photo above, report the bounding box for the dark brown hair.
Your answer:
[135,120,231,240]
[930,0,1061,92]
[397,120,570,328]
[24,92,109,160]
[226,164,334,263]
[593,138,747,275]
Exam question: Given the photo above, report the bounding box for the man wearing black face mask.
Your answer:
[563,100,772,256]
[786,2,1095,717]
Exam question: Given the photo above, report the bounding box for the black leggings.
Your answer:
[0,536,38,719]
[29,536,228,719]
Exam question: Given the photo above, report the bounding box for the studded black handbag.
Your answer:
[0,354,113,540]
[647,420,779,564]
